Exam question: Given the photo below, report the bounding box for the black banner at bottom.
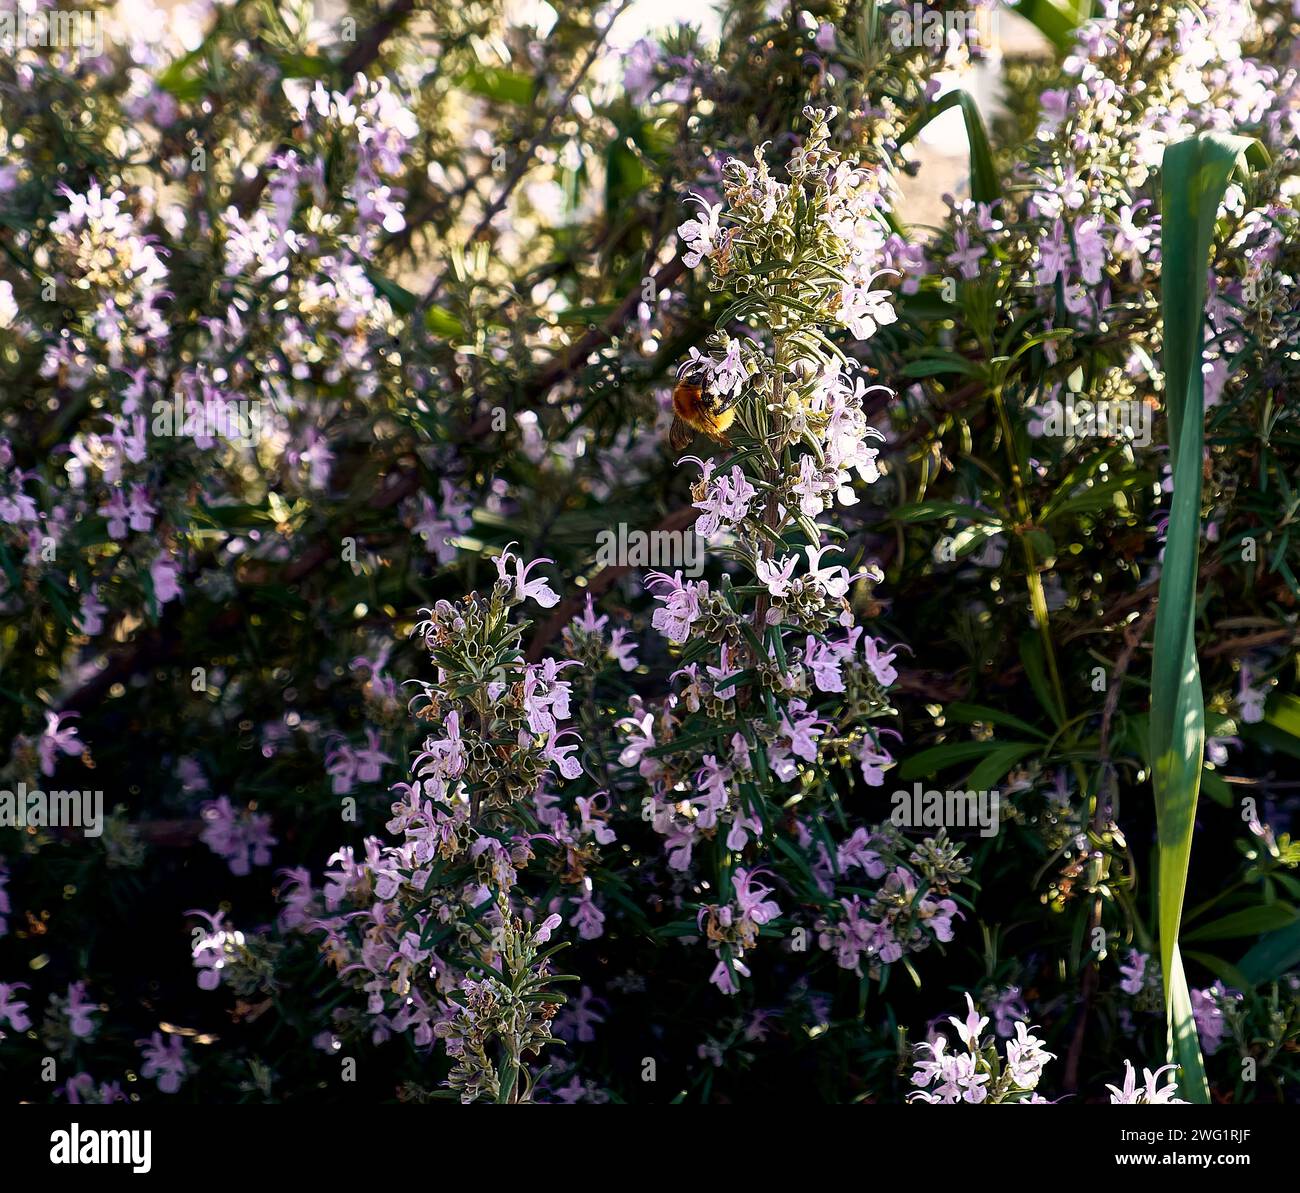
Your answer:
[2,1104,1285,1177]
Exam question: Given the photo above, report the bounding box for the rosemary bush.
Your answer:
[0,0,1297,1106]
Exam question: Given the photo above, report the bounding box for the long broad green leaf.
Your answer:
[897,738,1022,780]
[1237,919,1300,985]
[1151,133,1264,1103]
[1011,0,1093,52]
[896,89,999,205]
[1183,903,1298,943]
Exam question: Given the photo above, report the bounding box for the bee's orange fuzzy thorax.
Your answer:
[671,382,735,444]
[671,382,703,421]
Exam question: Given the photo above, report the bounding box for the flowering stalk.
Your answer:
[241,544,589,1100]
[620,107,958,996]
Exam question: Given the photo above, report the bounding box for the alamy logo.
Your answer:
[0,10,105,55]
[595,524,704,578]
[891,782,1000,838]
[1036,393,1152,447]
[152,396,264,445]
[49,1124,151,1174]
[889,3,998,51]
[0,783,103,837]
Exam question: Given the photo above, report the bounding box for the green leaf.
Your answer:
[457,65,535,106]
[1182,951,1252,998]
[1019,632,1064,728]
[1183,904,1297,943]
[496,1062,518,1103]
[1237,919,1300,985]
[1263,693,1300,740]
[1149,132,1263,1102]
[893,500,1003,526]
[897,89,999,205]
[1199,767,1233,808]
[899,354,987,380]
[1041,472,1148,523]
[965,741,1039,791]
[367,269,418,314]
[951,524,1005,558]
[1011,0,1094,52]
[946,702,1049,740]
[605,140,649,214]
[898,739,1027,781]
[426,305,465,339]
[275,53,331,79]
[156,47,208,102]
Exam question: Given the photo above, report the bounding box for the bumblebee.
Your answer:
[669,365,740,453]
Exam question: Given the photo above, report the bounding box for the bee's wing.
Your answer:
[669,417,695,453]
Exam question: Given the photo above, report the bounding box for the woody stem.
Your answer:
[751,363,786,636]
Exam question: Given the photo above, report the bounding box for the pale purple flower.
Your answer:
[862,636,899,686]
[948,992,989,1050]
[64,982,98,1039]
[1113,202,1152,259]
[694,465,756,538]
[607,627,638,671]
[138,1031,188,1093]
[756,553,797,598]
[99,490,130,540]
[725,811,763,852]
[540,729,584,780]
[708,956,750,996]
[1191,983,1232,1055]
[495,542,560,607]
[1073,214,1107,285]
[1006,1021,1055,1089]
[190,909,237,991]
[554,985,608,1044]
[679,193,723,269]
[0,982,31,1032]
[78,585,107,635]
[837,827,885,879]
[199,796,277,876]
[733,868,781,930]
[1036,88,1071,136]
[568,888,605,940]
[150,554,182,604]
[804,636,845,692]
[946,225,986,279]
[991,986,1030,1038]
[802,544,853,599]
[1206,735,1241,766]
[326,739,359,794]
[39,711,84,777]
[646,570,707,643]
[1034,219,1070,286]
[354,727,393,783]
[705,644,740,700]
[777,698,825,764]
[1106,1060,1188,1105]
[1118,948,1149,996]
[852,730,898,787]
[277,867,315,932]
[127,484,156,532]
[575,792,616,845]
[1237,665,1268,723]
[838,270,898,340]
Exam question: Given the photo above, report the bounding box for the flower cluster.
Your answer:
[910,993,1187,1105]
[611,110,936,997]
[258,545,588,1087]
